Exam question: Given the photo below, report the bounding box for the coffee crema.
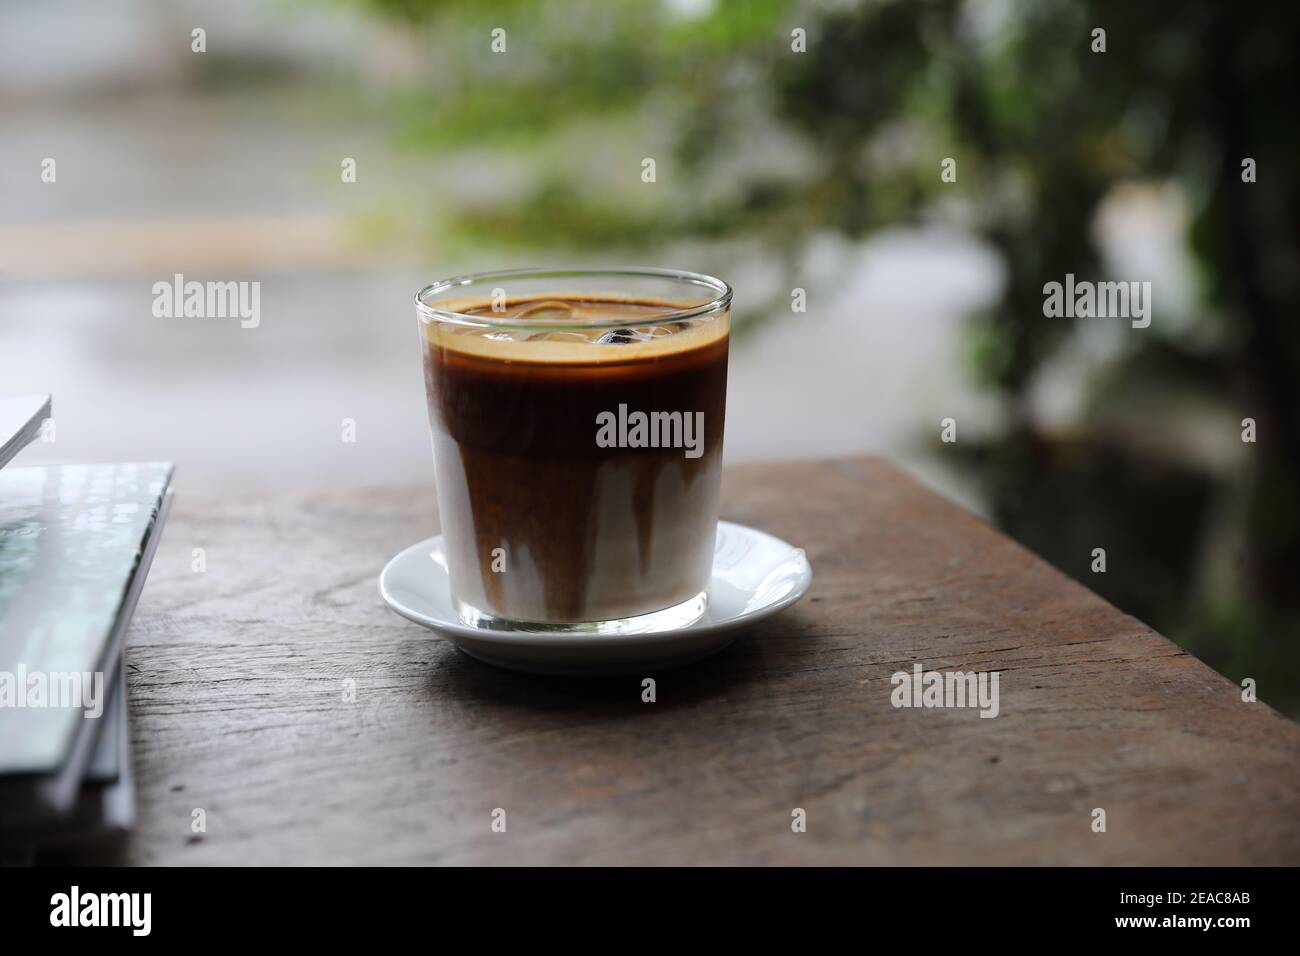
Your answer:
[422,294,729,624]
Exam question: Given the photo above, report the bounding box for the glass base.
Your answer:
[453,591,708,635]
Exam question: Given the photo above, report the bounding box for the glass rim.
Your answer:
[414,266,733,329]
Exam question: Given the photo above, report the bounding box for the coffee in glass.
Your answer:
[415,268,731,633]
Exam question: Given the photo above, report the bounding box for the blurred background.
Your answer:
[2,0,1297,711]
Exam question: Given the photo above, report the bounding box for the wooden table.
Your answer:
[100,457,1300,864]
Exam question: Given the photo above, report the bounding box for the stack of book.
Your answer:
[0,394,174,859]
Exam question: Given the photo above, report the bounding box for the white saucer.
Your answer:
[378,520,812,675]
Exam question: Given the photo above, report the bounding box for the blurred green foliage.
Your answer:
[333,0,1300,711]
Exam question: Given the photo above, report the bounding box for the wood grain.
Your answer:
[77,457,1300,864]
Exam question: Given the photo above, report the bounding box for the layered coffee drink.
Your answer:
[417,271,730,632]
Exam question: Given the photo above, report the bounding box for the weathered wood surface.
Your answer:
[82,457,1300,864]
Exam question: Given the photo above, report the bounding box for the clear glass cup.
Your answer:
[415,267,731,634]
